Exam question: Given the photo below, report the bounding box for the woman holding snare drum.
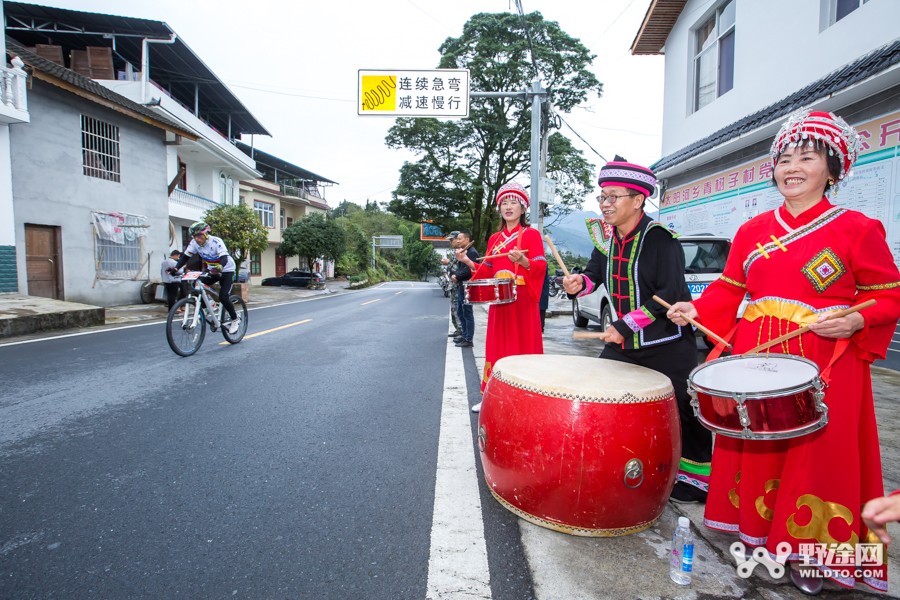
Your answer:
[457,182,547,409]
[667,110,900,594]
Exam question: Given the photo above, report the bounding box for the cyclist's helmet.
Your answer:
[189,221,211,237]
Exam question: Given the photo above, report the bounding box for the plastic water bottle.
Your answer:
[670,516,694,585]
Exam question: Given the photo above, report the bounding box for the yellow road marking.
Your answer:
[361,299,381,306]
[218,318,311,344]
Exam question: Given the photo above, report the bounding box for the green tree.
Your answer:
[279,213,346,271]
[386,11,601,248]
[204,203,268,271]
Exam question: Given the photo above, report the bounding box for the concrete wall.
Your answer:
[0,125,16,292]
[11,81,170,306]
[660,0,899,155]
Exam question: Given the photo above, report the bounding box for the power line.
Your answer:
[512,0,542,81]
[556,113,607,163]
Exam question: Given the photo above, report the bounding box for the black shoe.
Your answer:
[455,340,473,348]
[448,332,462,338]
[790,566,824,596]
[453,336,465,343]
[669,482,707,504]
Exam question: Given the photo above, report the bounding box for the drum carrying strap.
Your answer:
[706,323,738,362]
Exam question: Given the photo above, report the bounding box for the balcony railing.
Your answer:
[169,187,219,221]
[0,57,29,124]
[280,182,322,200]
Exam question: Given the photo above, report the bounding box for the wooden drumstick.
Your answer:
[573,331,611,341]
[652,294,733,349]
[745,299,876,355]
[475,249,529,261]
[543,235,570,277]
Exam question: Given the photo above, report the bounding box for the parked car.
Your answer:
[237,267,250,283]
[680,235,730,300]
[572,281,615,329]
[571,234,746,331]
[261,269,324,288]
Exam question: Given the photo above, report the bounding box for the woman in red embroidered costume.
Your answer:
[667,110,900,594]
[456,182,547,410]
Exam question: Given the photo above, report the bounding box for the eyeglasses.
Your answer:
[596,193,637,205]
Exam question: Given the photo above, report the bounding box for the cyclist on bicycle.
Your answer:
[169,221,240,334]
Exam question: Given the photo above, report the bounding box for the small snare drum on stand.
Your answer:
[464,278,517,305]
[688,354,828,440]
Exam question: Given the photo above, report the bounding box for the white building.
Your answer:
[631,0,899,238]
[631,0,900,363]
[5,39,195,305]
[0,0,29,294]
[234,142,335,281]
[3,2,269,304]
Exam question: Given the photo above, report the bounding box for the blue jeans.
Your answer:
[456,285,475,342]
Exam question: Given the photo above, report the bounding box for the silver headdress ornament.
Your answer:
[770,108,861,188]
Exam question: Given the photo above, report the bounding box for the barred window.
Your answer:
[91,211,148,279]
[254,200,274,228]
[82,115,121,182]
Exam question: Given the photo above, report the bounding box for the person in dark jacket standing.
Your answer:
[452,230,480,348]
[563,157,711,504]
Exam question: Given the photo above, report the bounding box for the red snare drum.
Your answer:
[464,278,516,305]
[479,355,680,536]
[688,354,827,440]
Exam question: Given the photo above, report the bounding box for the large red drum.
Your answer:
[479,355,680,536]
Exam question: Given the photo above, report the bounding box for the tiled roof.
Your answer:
[652,39,900,173]
[5,37,195,138]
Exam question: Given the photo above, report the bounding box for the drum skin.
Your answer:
[464,278,516,305]
[479,355,680,536]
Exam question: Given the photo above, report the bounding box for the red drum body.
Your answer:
[688,354,827,440]
[464,278,516,305]
[479,355,680,536]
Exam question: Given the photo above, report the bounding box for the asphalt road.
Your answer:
[0,282,527,599]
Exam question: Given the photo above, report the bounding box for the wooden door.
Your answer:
[25,225,62,299]
[275,254,286,277]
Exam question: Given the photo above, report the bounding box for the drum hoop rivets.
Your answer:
[624,458,644,489]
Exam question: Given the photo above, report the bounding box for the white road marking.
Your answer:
[426,335,491,599]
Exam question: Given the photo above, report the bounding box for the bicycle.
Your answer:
[165,271,248,356]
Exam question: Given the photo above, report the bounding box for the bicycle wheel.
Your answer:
[221,295,248,344]
[166,297,206,356]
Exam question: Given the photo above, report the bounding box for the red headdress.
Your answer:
[770,109,860,184]
[495,181,529,209]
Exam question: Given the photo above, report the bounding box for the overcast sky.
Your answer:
[27,0,665,210]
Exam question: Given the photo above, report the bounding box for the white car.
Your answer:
[571,277,615,329]
[572,234,746,331]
